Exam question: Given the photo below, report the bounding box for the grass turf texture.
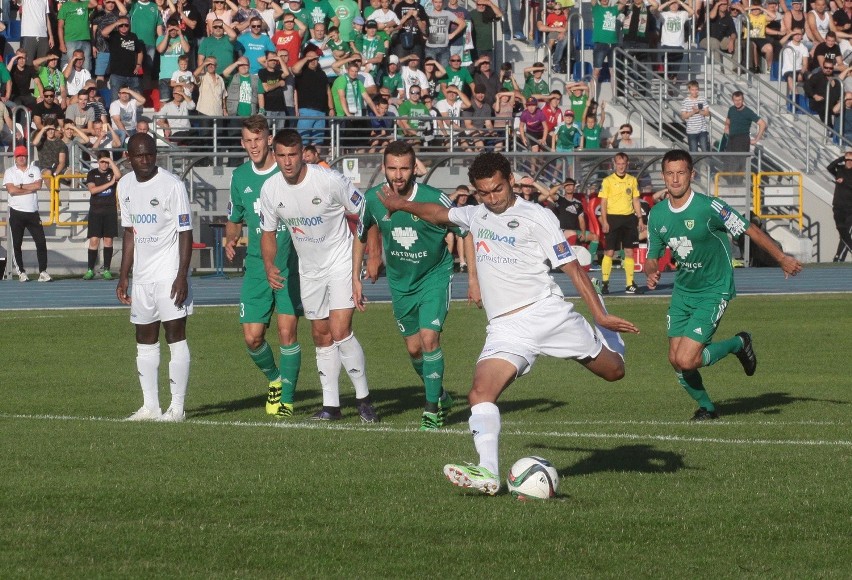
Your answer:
[1,295,850,577]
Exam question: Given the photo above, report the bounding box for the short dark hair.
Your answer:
[383,140,416,165]
[732,90,744,99]
[661,148,694,173]
[97,150,112,160]
[303,144,319,155]
[468,152,511,186]
[273,128,303,149]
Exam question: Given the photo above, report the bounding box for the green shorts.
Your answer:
[393,280,451,337]
[667,291,730,344]
[240,266,302,324]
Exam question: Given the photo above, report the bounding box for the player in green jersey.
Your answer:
[225,115,303,419]
[353,140,479,430]
[644,150,803,421]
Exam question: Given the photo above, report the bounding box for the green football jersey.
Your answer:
[647,192,748,297]
[359,182,460,295]
[228,161,295,272]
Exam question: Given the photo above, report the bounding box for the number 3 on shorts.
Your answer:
[240,302,245,318]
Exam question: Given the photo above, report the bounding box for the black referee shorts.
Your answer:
[605,214,639,251]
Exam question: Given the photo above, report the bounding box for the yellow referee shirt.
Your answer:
[599,172,639,216]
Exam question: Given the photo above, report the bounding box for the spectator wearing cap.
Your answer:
[4,145,51,283]
[57,0,94,73]
[461,83,499,151]
[293,44,333,145]
[198,19,238,74]
[425,0,467,68]
[401,53,429,97]
[101,17,145,102]
[350,16,367,48]
[328,0,360,42]
[469,0,502,61]
[441,53,475,98]
[471,54,501,107]
[238,17,276,75]
[273,14,308,68]
[551,109,581,152]
[382,55,406,103]
[354,20,387,79]
[397,84,430,141]
[393,0,429,61]
[522,62,549,101]
[519,97,548,152]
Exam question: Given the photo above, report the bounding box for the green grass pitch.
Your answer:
[1,295,850,577]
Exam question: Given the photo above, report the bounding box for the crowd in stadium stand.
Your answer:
[3,0,852,170]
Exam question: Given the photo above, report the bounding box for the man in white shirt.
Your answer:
[259,129,379,423]
[117,133,194,423]
[377,151,639,495]
[3,145,50,282]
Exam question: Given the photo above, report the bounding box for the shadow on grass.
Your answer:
[535,444,687,477]
[716,391,850,417]
[189,390,321,418]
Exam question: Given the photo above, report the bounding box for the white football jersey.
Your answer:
[259,164,362,279]
[449,198,576,321]
[119,168,193,284]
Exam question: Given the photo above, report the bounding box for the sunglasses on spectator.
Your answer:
[449,58,461,62]
[213,25,224,29]
[620,131,631,135]
[43,93,55,97]
[410,90,421,95]
[251,25,262,29]
[118,23,130,28]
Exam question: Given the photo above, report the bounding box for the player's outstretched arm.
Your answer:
[564,260,640,334]
[117,227,135,305]
[644,257,662,290]
[377,184,453,226]
[260,230,285,290]
[745,223,803,278]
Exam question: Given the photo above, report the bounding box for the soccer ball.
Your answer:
[506,456,559,500]
[571,245,592,271]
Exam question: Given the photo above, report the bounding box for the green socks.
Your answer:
[677,370,714,411]
[411,356,424,381]
[422,348,444,404]
[248,341,279,381]
[279,343,301,404]
[701,335,744,367]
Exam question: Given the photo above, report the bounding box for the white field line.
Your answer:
[2,413,850,447]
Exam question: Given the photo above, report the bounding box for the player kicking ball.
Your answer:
[225,116,303,419]
[378,151,639,495]
[259,130,379,423]
[644,150,803,421]
[354,140,478,430]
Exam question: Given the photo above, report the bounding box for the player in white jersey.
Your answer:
[117,133,193,423]
[378,151,639,495]
[259,129,379,423]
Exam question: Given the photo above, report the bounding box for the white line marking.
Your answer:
[2,413,850,447]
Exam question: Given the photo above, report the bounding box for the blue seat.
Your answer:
[573,29,594,51]
[769,61,780,82]
[572,61,592,81]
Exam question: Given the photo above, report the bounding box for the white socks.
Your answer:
[136,341,191,413]
[316,344,342,407]
[168,340,190,413]
[469,402,501,475]
[336,333,370,399]
[136,343,161,412]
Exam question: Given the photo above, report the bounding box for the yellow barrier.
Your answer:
[51,173,91,227]
[752,171,803,231]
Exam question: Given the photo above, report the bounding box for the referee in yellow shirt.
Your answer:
[599,152,644,294]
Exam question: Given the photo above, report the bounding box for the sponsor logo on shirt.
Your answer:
[311,197,322,205]
[477,228,516,246]
[227,201,233,215]
[350,190,363,207]
[131,213,158,224]
[179,213,190,227]
[717,206,746,236]
[684,219,694,230]
[507,219,519,229]
[283,216,324,226]
[553,241,573,260]
[150,198,160,206]
[391,226,418,250]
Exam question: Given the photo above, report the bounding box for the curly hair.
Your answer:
[468,152,512,186]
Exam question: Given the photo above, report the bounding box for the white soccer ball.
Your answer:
[506,456,559,500]
[571,245,592,271]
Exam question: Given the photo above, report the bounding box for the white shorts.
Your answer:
[300,268,356,320]
[478,293,602,376]
[130,280,194,325]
